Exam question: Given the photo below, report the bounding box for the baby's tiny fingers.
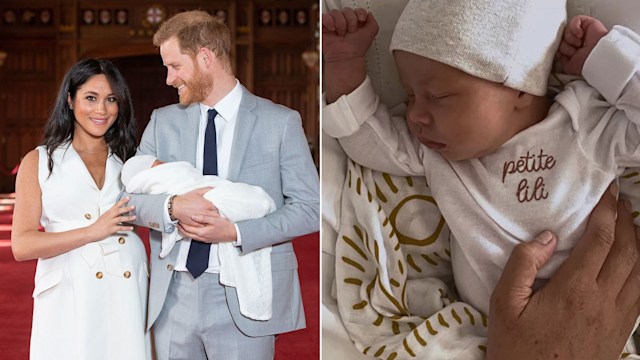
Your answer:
[354,8,368,23]
[566,21,584,47]
[558,41,577,57]
[328,9,347,36]
[321,13,335,32]
[331,10,347,36]
[342,8,358,33]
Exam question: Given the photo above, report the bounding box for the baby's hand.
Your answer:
[558,15,608,75]
[322,7,379,64]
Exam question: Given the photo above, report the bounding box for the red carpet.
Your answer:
[0,211,318,359]
[276,232,320,359]
[0,242,35,357]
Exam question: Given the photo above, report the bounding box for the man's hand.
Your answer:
[487,183,640,359]
[172,187,218,226]
[558,15,608,75]
[179,215,237,243]
[323,7,379,104]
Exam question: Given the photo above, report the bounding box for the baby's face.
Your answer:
[395,51,522,161]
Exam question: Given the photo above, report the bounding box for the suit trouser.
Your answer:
[153,271,275,360]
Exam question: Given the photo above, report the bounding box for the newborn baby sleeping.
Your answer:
[121,155,276,320]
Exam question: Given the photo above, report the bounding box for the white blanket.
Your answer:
[124,160,276,321]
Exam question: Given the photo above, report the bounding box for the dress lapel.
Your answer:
[101,151,123,194]
[64,143,99,191]
[228,85,257,181]
[64,144,123,192]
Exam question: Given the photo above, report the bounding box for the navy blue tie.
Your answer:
[186,108,218,278]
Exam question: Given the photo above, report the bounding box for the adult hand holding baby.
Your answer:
[488,183,640,359]
[178,215,236,244]
[171,187,218,226]
[172,187,238,243]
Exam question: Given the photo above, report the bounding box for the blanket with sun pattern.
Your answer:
[334,158,640,359]
[335,159,488,359]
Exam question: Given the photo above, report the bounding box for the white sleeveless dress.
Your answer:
[30,144,151,360]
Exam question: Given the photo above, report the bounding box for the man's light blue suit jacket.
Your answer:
[126,84,320,336]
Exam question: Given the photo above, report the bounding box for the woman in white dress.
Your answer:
[11,59,151,360]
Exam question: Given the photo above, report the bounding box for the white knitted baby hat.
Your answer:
[389,0,567,96]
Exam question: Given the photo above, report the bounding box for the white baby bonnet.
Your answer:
[389,0,567,96]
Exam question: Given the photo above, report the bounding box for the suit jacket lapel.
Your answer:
[180,103,200,166]
[228,86,257,181]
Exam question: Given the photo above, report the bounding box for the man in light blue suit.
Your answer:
[124,10,319,360]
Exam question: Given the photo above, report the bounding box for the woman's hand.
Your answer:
[488,183,640,359]
[86,197,136,241]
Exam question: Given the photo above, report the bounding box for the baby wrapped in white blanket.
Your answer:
[121,155,276,321]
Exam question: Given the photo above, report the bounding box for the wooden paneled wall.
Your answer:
[0,0,319,192]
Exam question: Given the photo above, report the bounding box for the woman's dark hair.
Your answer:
[42,58,137,172]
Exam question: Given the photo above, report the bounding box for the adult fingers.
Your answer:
[191,214,221,225]
[178,223,196,237]
[618,258,640,314]
[194,187,214,196]
[491,231,557,312]
[178,224,204,242]
[616,222,640,312]
[111,196,131,210]
[560,183,618,281]
[115,205,135,216]
[115,225,134,232]
[117,215,137,224]
[177,217,200,227]
[598,200,638,292]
